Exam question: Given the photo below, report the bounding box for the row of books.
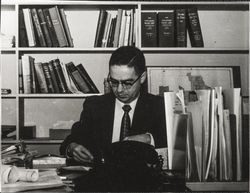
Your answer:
[94,9,137,47]
[19,6,73,47]
[164,87,244,182]
[19,55,99,94]
[141,8,204,47]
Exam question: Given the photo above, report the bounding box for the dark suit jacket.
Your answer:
[60,92,167,159]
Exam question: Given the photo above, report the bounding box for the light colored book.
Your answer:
[21,55,33,93]
[22,8,36,47]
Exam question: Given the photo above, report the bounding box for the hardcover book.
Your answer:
[52,59,69,93]
[48,61,60,93]
[23,8,37,47]
[43,8,59,47]
[33,62,49,93]
[48,6,69,47]
[65,62,91,93]
[158,11,175,47]
[31,8,47,47]
[94,9,108,47]
[76,64,99,93]
[59,8,74,47]
[141,12,157,47]
[113,9,123,47]
[37,8,53,47]
[19,9,29,47]
[42,62,55,93]
[187,8,204,47]
[175,9,187,47]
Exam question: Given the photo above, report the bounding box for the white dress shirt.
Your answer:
[111,97,155,146]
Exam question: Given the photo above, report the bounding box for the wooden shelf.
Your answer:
[186,181,249,191]
[17,93,102,98]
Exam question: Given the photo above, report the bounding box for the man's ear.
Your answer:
[140,71,147,84]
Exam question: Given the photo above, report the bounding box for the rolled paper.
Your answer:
[1,165,19,184]
[18,168,39,182]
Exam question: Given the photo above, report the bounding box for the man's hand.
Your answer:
[68,142,94,164]
[123,134,151,144]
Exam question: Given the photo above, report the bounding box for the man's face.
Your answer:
[109,65,144,103]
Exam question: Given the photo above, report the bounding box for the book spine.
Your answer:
[48,6,69,47]
[33,62,48,93]
[59,8,74,47]
[37,8,53,47]
[94,9,108,47]
[76,64,99,93]
[21,55,32,93]
[19,9,29,47]
[129,9,134,46]
[141,12,158,47]
[18,59,24,94]
[65,62,91,93]
[48,61,60,93]
[118,10,127,47]
[107,17,116,47]
[43,8,59,47]
[29,56,38,93]
[52,59,68,93]
[101,12,112,47]
[175,9,187,47]
[31,8,47,47]
[22,8,37,47]
[158,11,175,47]
[42,62,55,93]
[113,9,123,47]
[123,10,131,46]
[187,8,204,47]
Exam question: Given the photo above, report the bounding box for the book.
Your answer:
[29,56,38,93]
[94,9,108,47]
[65,62,91,93]
[223,88,242,181]
[186,8,204,47]
[107,17,117,47]
[76,63,99,93]
[43,8,59,47]
[33,62,49,93]
[141,12,157,47]
[59,8,74,47]
[123,10,131,46]
[48,61,60,93]
[31,8,47,47]
[21,55,32,93]
[19,9,28,47]
[22,8,37,47]
[52,59,69,93]
[118,10,127,47]
[48,6,69,47]
[101,12,112,47]
[37,8,53,47]
[223,109,233,180]
[158,11,175,47]
[42,62,55,93]
[18,59,24,94]
[175,9,187,47]
[113,9,123,47]
[129,9,134,46]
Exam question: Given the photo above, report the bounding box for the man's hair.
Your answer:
[109,46,146,75]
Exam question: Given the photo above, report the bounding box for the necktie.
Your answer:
[120,105,132,141]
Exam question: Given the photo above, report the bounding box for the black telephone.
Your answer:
[74,141,164,192]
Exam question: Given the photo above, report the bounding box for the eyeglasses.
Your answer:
[107,74,142,90]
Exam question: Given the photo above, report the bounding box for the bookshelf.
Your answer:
[1,0,249,191]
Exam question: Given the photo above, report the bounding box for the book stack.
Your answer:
[141,7,204,47]
[19,6,73,47]
[19,55,99,94]
[94,8,137,47]
[163,87,243,182]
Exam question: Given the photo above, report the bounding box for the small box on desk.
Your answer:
[20,125,36,139]
[49,129,71,140]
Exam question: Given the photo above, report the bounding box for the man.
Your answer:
[60,46,167,164]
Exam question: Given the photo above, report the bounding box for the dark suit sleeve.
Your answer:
[59,97,96,156]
